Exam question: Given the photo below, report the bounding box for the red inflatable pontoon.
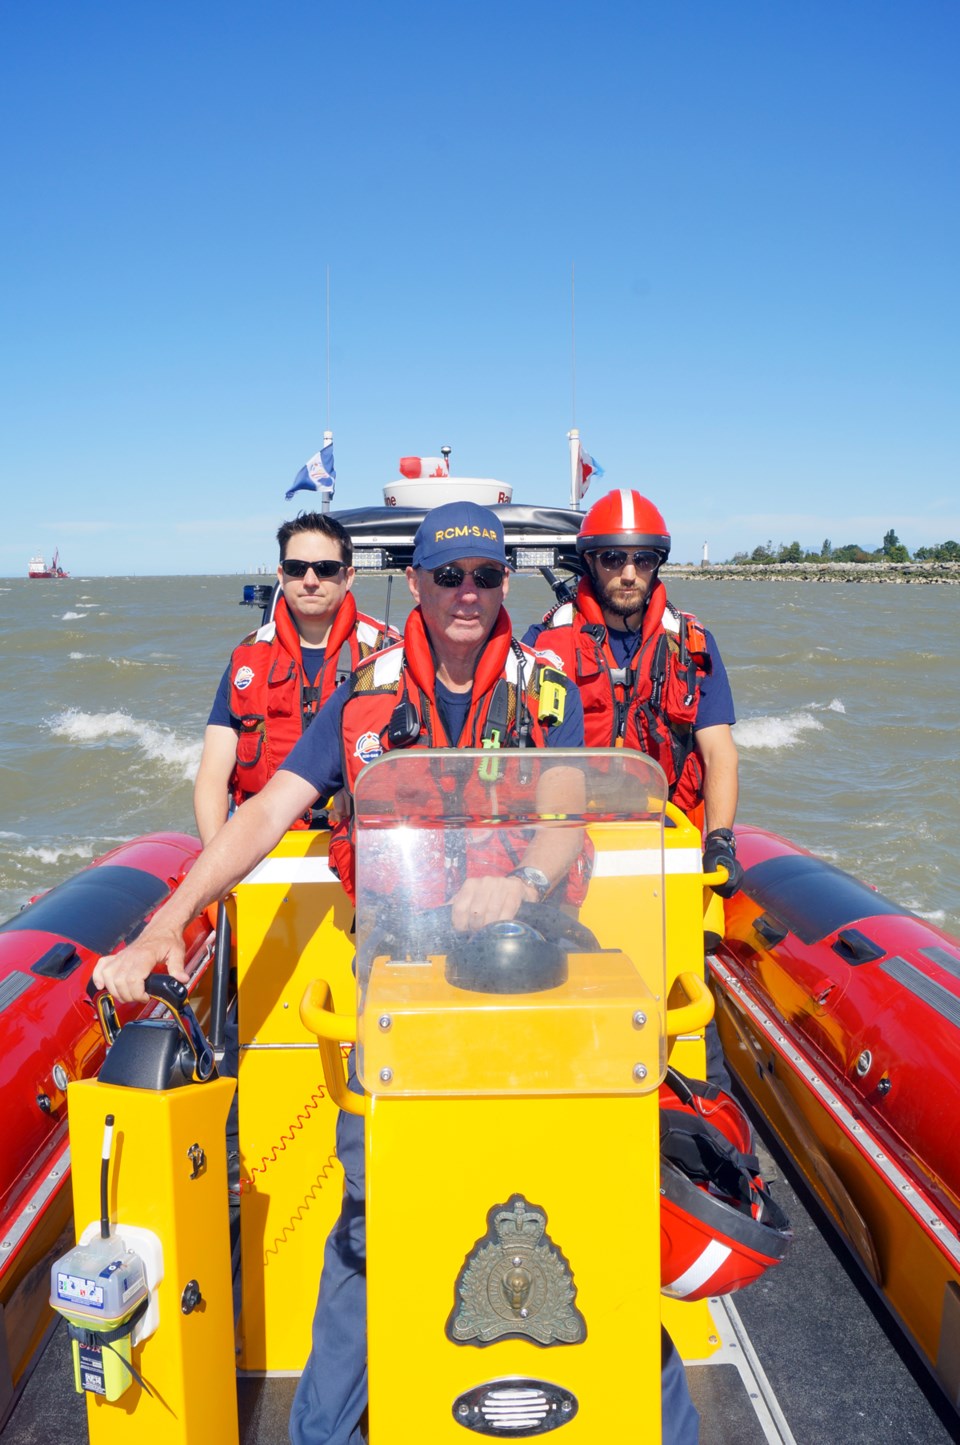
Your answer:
[0,832,214,1419]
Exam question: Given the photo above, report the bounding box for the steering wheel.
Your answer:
[512,902,601,953]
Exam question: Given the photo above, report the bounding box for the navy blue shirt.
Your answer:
[522,621,734,731]
[279,668,585,800]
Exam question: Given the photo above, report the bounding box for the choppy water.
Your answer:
[2,573,958,935]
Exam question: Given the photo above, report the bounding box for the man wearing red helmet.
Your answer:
[524,488,742,901]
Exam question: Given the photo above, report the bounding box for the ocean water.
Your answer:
[2,573,958,936]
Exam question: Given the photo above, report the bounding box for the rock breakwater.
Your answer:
[664,562,960,585]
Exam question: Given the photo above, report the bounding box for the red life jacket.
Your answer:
[330,605,588,904]
[229,592,396,812]
[535,577,710,822]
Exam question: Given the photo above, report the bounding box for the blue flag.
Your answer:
[285,444,336,500]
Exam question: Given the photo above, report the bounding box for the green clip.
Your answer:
[479,730,503,782]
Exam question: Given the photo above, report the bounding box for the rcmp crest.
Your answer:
[447,1194,586,1346]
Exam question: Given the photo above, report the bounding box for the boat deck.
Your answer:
[3,1129,956,1444]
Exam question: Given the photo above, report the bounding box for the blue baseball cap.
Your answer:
[412,501,507,571]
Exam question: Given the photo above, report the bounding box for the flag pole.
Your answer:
[323,267,332,514]
[567,428,581,511]
[568,263,581,511]
[322,431,333,514]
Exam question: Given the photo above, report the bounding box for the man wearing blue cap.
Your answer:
[96,501,582,984]
[96,502,627,1442]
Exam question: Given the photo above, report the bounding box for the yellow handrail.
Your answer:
[665,970,715,1037]
[664,800,695,833]
[299,979,364,1116]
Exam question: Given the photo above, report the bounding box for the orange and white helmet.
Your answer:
[576,490,671,559]
[659,1070,792,1301]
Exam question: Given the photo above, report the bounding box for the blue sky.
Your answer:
[2,1,957,574]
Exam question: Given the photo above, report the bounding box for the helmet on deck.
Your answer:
[659,1070,792,1301]
[576,490,671,560]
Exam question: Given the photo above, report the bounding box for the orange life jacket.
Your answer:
[229,592,396,813]
[535,577,710,822]
[330,606,588,904]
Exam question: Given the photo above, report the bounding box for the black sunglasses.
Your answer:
[430,564,506,590]
[281,558,346,580]
[594,549,662,571]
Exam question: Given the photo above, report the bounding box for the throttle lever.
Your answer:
[86,980,122,1048]
[144,973,217,1083]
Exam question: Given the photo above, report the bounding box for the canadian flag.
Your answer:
[569,430,604,505]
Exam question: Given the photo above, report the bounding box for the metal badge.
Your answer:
[447,1195,586,1346]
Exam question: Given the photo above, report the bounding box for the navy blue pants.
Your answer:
[290,1065,700,1444]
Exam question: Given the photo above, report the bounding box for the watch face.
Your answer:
[514,867,549,897]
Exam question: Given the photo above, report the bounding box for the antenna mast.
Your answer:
[567,262,581,509]
[323,266,333,514]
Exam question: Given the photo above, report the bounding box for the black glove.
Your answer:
[702,829,744,898]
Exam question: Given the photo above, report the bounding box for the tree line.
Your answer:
[726,530,960,566]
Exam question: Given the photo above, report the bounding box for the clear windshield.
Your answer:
[353,749,667,1097]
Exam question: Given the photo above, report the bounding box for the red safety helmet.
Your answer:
[576,490,671,560]
[659,1070,791,1301]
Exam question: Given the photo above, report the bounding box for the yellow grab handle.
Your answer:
[665,970,715,1037]
[299,979,364,1117]
[664,800,693,831]
[701,862,731,889]
[300,978,357,1043]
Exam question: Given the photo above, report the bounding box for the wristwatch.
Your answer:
[508,866,551,901]
[705,828,737,852]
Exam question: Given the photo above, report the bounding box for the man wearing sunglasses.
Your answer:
[193,510,397,844]
[525,486,742,1078]
[524,488,741,900]
[96,501,694,1445]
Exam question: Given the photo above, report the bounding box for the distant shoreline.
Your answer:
[663,561,960,585]
[4,562,959,585]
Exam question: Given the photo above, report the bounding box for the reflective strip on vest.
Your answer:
[372,648,405,686]
[356,617,385,649]
[662,1239,732,1299]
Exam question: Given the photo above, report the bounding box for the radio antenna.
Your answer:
[325,265,332,431]
[570,261,577,428]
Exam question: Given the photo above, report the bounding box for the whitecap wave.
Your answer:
[45,709,202,781]
[61,611,85,621]
[69,651,93,660]
[20,843,95,867]
[915,908,947,925]
[734,712,824,750]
